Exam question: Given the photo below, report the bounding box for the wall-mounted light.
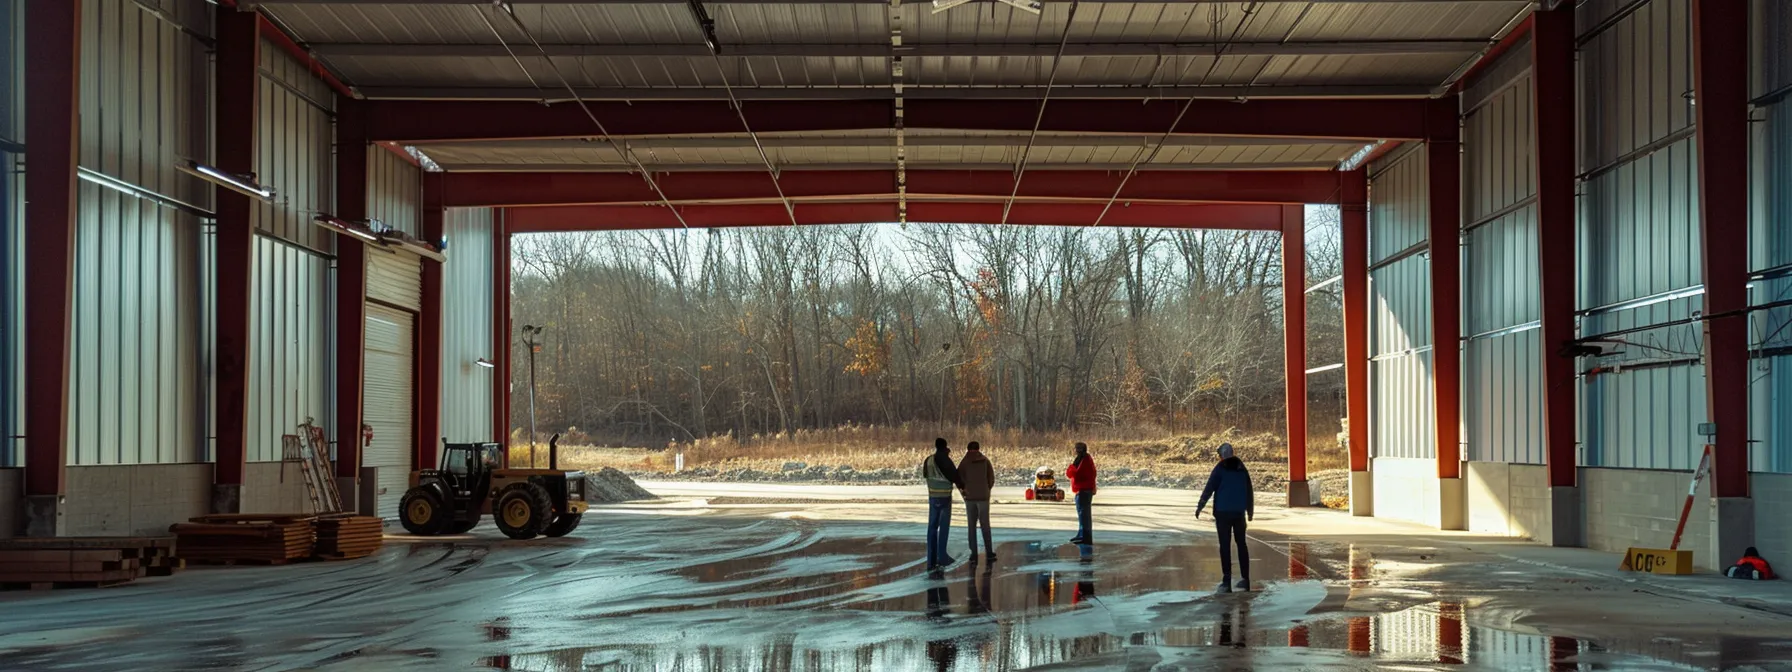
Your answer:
[78,167,215,219]
[313,214,381,242]
[475,358,496,369]
[179,160,274,201]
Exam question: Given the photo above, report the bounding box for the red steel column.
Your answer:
[417,175,445,469]
[1693,0,1750,498]
[493,212,513,447]
[1341,170,1372,516]
[1692,0,1753,566]
[1281,204,1310,505]
[1533,3,1583,547]
[1428,95,1465,530]
[21,0,82,537]
[1437,602,1464,664]
[335,100,370,504]
[212,8,260,513]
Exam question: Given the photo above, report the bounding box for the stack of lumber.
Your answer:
[171,514,316,565]
[312,514,384,560]
[0,537,181,590]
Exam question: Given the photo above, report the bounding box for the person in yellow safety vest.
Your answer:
[920,437,961,569]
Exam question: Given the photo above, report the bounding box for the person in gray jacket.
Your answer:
[1195,442,1255,592]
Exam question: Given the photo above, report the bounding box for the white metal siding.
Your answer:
[1752,1,1792,473]
[256,40,334,251]
[367,148,420,238]
[1,0,18,467]
[248,237,330,462]
[364,304,415,520]
[1369,147,1437,461]
[442,208,495,444]
[367,249,423,310]
[1577,0,1707,470]
[68,0,208,466]
[1462,53,1544,465]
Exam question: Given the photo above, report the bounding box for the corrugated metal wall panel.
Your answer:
[68,0,208,466]
[1,0,18,467]
[1576,0,1708,470]
[1752,0,1792,101]
[367,149,420,237]
[1369,148,1428,263]
[1754,66,1792,472]
[248,237,330,462]
[364,303,415,521]
[255,40,334,251]
[367,250,423,311]
[442,208,495,444]
[1463,55,1544,465]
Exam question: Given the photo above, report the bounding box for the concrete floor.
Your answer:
[2,484,1790,671]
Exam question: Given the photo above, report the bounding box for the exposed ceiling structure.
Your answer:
[256,0,1533,224]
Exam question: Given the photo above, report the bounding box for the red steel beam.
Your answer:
[363,98,1436,144]
[212,9,260,504]
[494,213,513,446]
[1282,204,1309,490]
[1340,169,1370,474]
[436,169,1345,208]
[1693,0,1751,499]
[417,175,445,470]
[22,0,81,520]
[1427,96,1463,481]
[335,99,370,483]
[504,202,1292,232]
[1533,5,1578,490]
[1450,15,1535,95]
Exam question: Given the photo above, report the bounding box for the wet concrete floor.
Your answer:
[2,496,1790,671]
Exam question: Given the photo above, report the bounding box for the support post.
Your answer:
[493,213,512,447]
[21,0,82,537]
[335,99,370,512]
[1437,601,1464,664]
[1533,4,1582,547]
[211,8,260,515]
[417,175,445,470]
[1341,169,1372,516]
[1427,95,1465,531]
[1692,0,1754,567]
[1281,204,1311,506]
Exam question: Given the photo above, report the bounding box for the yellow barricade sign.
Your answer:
[1621,547,1693,575]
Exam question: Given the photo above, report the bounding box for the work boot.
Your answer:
[1216,580,1232,593]
[986,553,999,562]
[967,552,979,564]
[1235,579,1251,592]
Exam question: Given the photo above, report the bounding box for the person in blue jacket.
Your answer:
[1195,442,1255,592]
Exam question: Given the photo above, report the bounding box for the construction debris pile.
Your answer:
[171,513,385,565]
[0,537,183,590]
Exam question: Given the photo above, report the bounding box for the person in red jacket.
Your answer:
[1727,547,1777,580]
[1065,442,1097,544]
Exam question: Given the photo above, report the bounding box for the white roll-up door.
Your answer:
[363,304,415,521]
[367,249,422,311]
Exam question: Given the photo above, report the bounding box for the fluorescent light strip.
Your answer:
[1305,275,1342,294]
[77,167,215,218]
[1304,363,1344,375]
[475,358,497,369]
[1579,286,1706,317]
[182,161,274,201]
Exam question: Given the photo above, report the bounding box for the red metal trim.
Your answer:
[213,9,260,490]
[1282,204,1308,485]
[503,202,1292,232]
[438,169,1344,209]
[1450,15,1536,95]
[416,174,445,470]
[362,98,1432,144]
[22,0,81,500]
[1340,170,1370,473]
[1533,5,1579,489]
[1427,96,1463,480]
[494,215,512,446]
[1693,0,1751,499]
[335,99,370,480]
[217,0,356,99]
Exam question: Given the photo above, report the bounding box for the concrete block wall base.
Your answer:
[24,495,66,537]
[1287,480,1313,507]
[1438,477,1466,531]
[336,477,361,514]
[1709,497,1755,571]
[1349,471,1373,516]
[210,483,243,515]
[1547,485,1581,547]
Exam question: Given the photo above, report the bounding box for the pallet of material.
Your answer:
[172,516,316,565]
[312,515,385,560]
[0,537,180,589]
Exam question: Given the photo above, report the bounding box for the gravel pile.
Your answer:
[584,467,657,502]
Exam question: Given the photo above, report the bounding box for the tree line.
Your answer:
[508,210,1345,446]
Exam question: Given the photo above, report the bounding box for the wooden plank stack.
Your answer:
[0,537,182,590]
[171,514,317,565]
[312,514,384,560]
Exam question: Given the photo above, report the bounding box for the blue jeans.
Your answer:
[927,496,954,566]
[1074,491,1093,542]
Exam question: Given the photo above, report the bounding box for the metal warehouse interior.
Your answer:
[2,0,1792,668]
